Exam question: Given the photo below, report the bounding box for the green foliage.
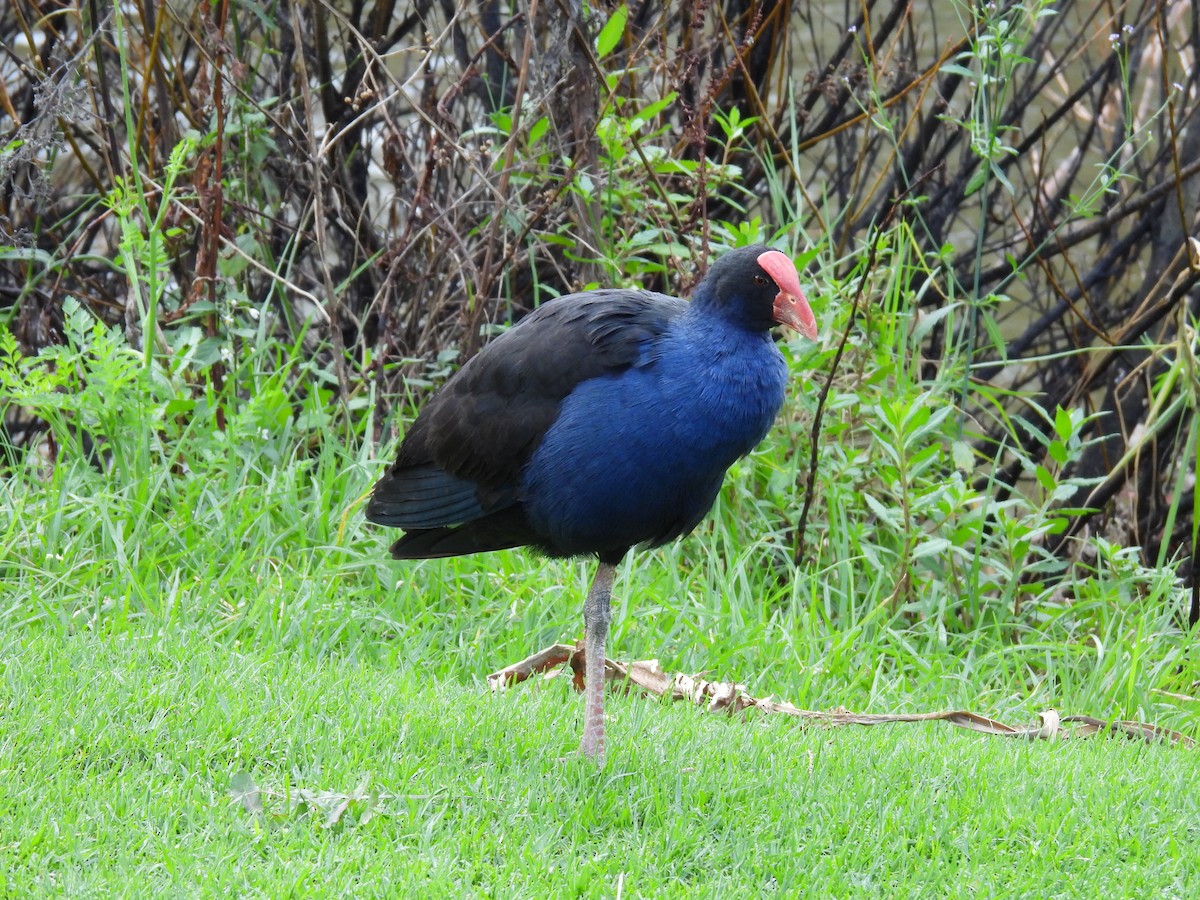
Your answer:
[2,299,157,478]
[1,239,1192,722]
[478,53,757,292]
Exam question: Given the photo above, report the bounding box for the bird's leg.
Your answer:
[579,561,616,762]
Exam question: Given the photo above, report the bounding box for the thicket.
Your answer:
[2,0,1198,634]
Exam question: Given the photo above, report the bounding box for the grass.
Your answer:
[2,412,1198,896]
[3,629,1198,896]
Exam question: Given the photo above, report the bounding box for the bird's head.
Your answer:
[699,245,819,341]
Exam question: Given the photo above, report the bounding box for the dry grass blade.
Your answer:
[494,645,1197,749]
[1059,716,1197,747]
[487,643,577,690]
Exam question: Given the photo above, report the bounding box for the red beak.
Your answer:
[757,250,819,342]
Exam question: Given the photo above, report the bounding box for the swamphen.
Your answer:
[367,244,818,761]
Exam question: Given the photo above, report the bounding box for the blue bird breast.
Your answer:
[521,321,788,557]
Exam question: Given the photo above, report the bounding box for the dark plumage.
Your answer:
[367,244,818,760]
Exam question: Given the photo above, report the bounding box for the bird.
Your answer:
[366,244,818,761]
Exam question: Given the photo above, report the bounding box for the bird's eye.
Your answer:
[753,274,769,286]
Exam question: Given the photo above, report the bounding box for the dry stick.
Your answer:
[959,155,1200,290]
[374,14,569,298]
[201,0,229,430]
[978,253,1199,514]
[797,4,968,152]
[153,0,294,155]
[132,172,329,321]
[842,69,939,236]
[1155,0,1190,237]
[1047,267,1200,557]
[361,2,725,302]
[430,0,693,305]
[138,0,178,164]
[686,3,767,251]
[728,10,967,243]
[1153,1,1199,631]
[296,5,507,361]
[84,0,123,179]
[792,236,878,567]
[335,12,489,352]
[324,24,535,357]
[467,0,539,359]
[1066,255,1200,410]
[290,8,351,401]
[1006,192,1118,347]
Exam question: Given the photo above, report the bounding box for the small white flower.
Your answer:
[1123,24,1134,33]
[1108,33,1120,42]
[848,24,857,33]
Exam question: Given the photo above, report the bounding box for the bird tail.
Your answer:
[365,465,487,529]
[387,508,541,559]
[367,464,540,559]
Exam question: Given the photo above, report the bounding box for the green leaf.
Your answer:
[1054,405,1074,442]
[981,313,1007,357]
[192,337,226,367]
[1034,464,1057,494]
[595,4,628,57]
[940,63,976,79]
[911,537,951,561]
[163,397,196,417]
[528,116,549,146]
[990,161,1015,195]
[1044,516,1069,535]
[635,93,677,123]
[862,492,903,528]
[1051,482,1081,503]
[0,245,55,266]
[910,302,958,345]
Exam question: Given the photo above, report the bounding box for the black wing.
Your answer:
[365,289,685,554]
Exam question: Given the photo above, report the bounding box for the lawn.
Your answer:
[3,626,1198,896]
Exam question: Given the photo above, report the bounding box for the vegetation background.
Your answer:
[2,0,1199,894]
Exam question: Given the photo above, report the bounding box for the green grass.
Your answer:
[2,629,1198,896]
[1,421,1198,896]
